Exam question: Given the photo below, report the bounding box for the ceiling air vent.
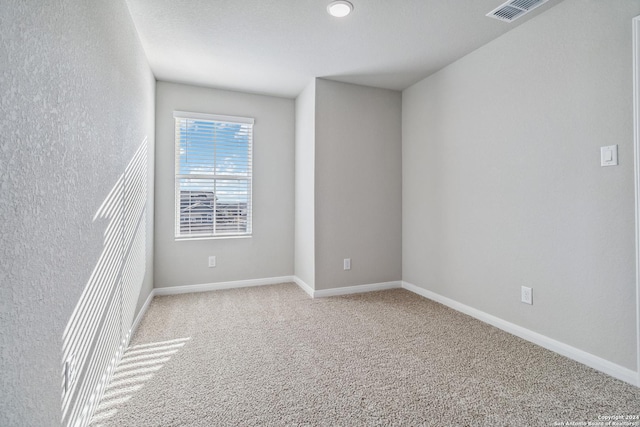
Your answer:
[486,0,550,23]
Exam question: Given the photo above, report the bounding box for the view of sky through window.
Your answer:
[178,119,250,203]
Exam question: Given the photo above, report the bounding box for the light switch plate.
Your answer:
[601,145,618,166]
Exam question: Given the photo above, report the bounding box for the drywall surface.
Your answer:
[0,0,155,425]
[403,0,640,370]
[155,82,294,287]
[294,81,316,288]
[315,79,402,290]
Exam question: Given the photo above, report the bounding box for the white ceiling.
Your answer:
[125,0,563,98]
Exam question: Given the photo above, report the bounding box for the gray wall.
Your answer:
[314,79,402,290]
[155,82,295,288]
[0,0,155,425]
[403,0,640,370]
[294,81,316,288]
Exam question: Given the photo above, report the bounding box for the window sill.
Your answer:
[175,234,252,242]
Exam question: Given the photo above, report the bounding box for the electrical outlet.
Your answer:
[521,286,533,305]
[64,354,76,393]
[208,256,216,268]
[343,258,351,270]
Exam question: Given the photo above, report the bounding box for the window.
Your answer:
[174,111,254,239]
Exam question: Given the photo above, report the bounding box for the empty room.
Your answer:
[3,0,640,425]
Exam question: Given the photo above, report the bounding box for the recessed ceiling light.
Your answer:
[327,1,353,18]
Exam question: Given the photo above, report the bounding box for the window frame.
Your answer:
[173,110,254,240]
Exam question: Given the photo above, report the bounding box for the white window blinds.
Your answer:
[174,111,254,239]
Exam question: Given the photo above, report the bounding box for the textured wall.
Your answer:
[314,79,402,290]
[294,81,316,288]
[154,82,294,288]
[403,0,640,369]
[0,0,155,425]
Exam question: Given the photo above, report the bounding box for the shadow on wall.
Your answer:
[62,138,148,427]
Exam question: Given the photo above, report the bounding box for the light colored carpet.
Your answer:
[90,283,640,426]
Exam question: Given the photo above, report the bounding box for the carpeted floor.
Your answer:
[90,283,640,426]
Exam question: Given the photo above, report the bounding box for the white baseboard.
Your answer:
[293,276,314,297]
[292,277,401,298]
[402,281,638,387]
[314,281,401,298]
[126,276,638,387]
[154,276,295,296]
